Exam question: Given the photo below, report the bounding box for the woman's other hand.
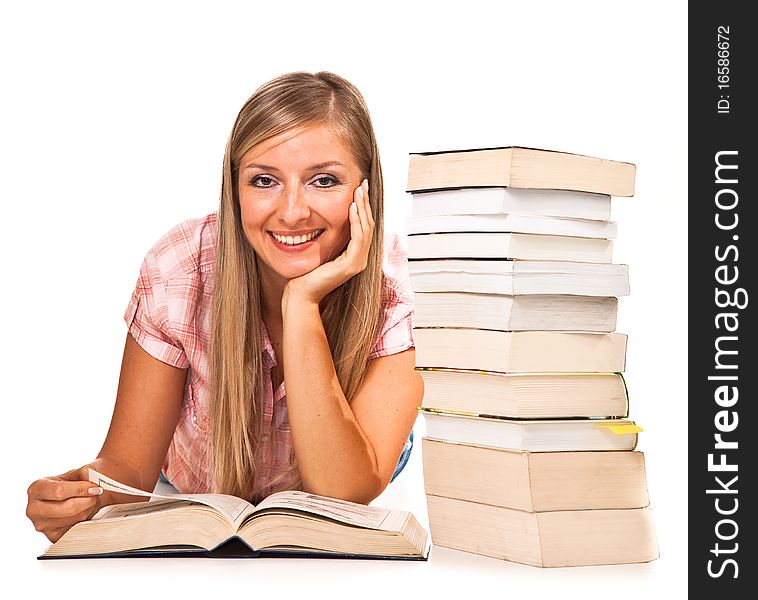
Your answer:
[283,178,374,307]
[26,466,103,543]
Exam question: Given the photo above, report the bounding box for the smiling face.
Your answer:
[237,123,364,291]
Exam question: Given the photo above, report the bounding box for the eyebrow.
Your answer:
[242,160,346,171]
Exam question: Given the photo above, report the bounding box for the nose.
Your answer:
[278,182,311,226]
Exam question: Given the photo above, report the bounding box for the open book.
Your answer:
[39,470,430,560]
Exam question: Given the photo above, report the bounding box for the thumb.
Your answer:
[57,465,93,483]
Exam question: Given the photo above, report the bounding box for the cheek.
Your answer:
[238,195,270,232]
[316,202,352,262]
[238,209,258,237]
[238,213,269,257]
[331,202,352,242]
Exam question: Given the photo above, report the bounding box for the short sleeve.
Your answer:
[368,234,415,360]
[123,248,190,369]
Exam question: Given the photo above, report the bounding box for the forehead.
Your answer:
[241,124,357,170]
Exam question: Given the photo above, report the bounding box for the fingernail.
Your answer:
[88,487,103,496]
[362,178,369,192]
[351,202,357,212]
[356,186,364,200]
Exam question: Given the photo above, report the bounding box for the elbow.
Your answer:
[350,471,385,504]
[304,470,384,505]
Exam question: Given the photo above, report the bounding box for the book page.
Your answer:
[93,499,197,521]
[88,469,255,526]
[253,490,397,530]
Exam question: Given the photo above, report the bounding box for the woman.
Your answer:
[26,71,424,543]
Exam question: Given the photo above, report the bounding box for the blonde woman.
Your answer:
[26,72,424,543]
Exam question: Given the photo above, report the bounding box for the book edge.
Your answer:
[408,145,636,168]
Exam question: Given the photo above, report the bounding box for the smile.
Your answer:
[269,229,324,246]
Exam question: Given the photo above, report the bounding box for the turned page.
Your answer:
[88,469,256,527]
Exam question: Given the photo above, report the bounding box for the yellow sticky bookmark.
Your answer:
[597,423,644,435]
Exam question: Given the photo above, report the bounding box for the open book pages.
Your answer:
[37,470,430,559]
[89,469,411,531]
[89,469,255,526]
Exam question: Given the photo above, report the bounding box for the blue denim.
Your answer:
[390,429,414,482]
[159,429,414,488]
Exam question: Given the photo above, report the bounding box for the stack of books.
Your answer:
[407,147,659,568]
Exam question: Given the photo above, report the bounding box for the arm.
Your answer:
[281,179,424,503]
[95,331,188,497]
[282,296,423,503]
[26,332,187,541]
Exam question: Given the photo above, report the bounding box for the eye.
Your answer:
[313,175,338,188]
[249,175,276,188]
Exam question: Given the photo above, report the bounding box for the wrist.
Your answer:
[282,282,321,314]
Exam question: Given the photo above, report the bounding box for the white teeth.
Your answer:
[272,230,321,245]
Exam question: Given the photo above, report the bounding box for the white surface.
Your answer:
[1,1,687,598]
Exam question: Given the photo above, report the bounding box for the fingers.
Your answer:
[29,498,99,530]
[353,179,373,238]
[33,502,100,543]
[28,477,102,502]
[349,195,361,247]
[29,494,100,519]
[347,179,374,270]
[45,528,68,543]
[27,475,104,542]
[362,179,375,229]
[58,465,89,481]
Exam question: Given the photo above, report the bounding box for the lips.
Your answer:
[269,229,324,246]
[266,229,327,255]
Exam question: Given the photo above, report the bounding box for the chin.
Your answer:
[277,258,324,280]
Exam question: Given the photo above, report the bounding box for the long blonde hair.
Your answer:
[209,72,385,500]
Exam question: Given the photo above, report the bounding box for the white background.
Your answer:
[1,1,687,598]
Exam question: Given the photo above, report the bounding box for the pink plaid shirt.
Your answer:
[123,212,415,500]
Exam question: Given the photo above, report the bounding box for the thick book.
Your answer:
[420,411,640,452]
[408,260,630,296]
[422,438,648,511]
[414,329,627,373]
[426,495,658,567]
[406,147,636,196]
[39,470,430,560]
[406,213,617,239]
[407,232,612,263]
[413,293,618,332]
[419,370,628,419]
[410,187,612,221]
